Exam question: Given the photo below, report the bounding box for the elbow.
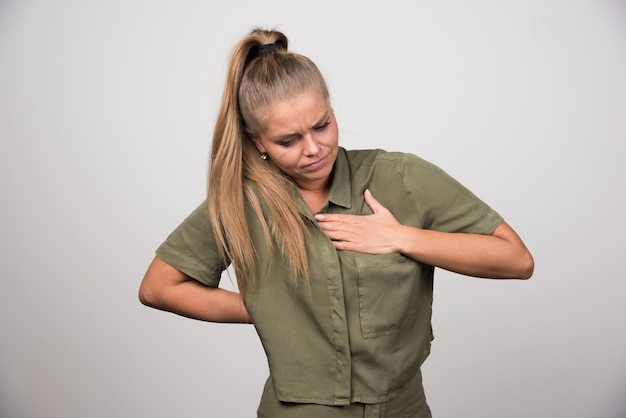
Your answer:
[139,256,181,309]
[138,282,152,307]
[516,251,535,280]
[138,279,161,308]
[139,273,180,312]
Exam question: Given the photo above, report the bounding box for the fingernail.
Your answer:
[315,214,323,220]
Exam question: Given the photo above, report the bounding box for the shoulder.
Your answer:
[343,148,438,175]
[342,148,465,200]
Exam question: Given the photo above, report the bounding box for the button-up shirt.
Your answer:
[156,148,503,405]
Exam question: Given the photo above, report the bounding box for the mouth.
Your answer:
[302,155,328,171]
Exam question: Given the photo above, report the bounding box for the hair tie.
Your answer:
[254,42,279,57]
[244,40,286,68]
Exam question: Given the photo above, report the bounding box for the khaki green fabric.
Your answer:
[156,148,503,407]
[257,368,431,417]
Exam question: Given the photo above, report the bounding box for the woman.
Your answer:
[139,28,534,417]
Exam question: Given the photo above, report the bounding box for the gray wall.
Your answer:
[1,1,625,417]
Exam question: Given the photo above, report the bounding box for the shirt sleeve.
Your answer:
[155,200,227,287]
[400,153,503,234]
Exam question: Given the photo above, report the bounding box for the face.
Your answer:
[250,90,339,192]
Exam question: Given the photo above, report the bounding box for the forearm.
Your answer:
[397,222,534,279]
[139,257,252,324]
[315,191,533,279]
[145,282,251,323]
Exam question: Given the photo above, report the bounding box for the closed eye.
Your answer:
[314,121,331,132]
[278,135,300,147]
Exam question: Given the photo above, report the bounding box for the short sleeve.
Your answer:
[155,200,227,287]
[400,154,503,234]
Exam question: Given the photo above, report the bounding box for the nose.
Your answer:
[302,134,321,156]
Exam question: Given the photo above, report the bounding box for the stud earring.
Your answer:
[261,153,268,160]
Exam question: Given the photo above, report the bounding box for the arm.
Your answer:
[139,256,252,323]
[315,190,534,280]
[396,220,534,279]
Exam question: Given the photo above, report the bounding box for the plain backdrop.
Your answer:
[1,1,625,417]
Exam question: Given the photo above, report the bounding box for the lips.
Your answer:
[302,155,328,171]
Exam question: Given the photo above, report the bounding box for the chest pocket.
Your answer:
[355,253,422,339]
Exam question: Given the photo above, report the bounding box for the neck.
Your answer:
[299,187,329,215]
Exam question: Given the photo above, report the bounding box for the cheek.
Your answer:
[325,126,339,145]
[272,149,300,169]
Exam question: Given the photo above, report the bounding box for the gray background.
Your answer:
[1,1,625,417]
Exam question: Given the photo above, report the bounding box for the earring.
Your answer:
[261,153,268,160]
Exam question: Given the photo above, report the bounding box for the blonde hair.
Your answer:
[208,28,329,295]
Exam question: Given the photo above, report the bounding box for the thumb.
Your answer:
[364,189,386,214]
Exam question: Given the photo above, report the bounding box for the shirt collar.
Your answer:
[327,147,352,209]
[295,147,352,217]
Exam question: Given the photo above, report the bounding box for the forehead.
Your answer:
[257,90,330,134]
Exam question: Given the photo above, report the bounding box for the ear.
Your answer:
[245,129,266,153]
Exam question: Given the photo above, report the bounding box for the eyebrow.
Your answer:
[269,110,331,142]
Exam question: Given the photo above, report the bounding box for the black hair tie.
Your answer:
[254,42,279,57]
[245,41,285,67]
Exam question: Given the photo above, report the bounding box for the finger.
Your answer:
[364,189,387,214]
[315,213,330,222]
[323,228,350,243]
[315,220,342,235]
[331,240,352,251]
[320,223,354,240]
[315,213,357,223]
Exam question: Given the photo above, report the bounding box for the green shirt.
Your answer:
[156,148,503,406]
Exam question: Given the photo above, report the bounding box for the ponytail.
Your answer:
[208,28,328,295]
